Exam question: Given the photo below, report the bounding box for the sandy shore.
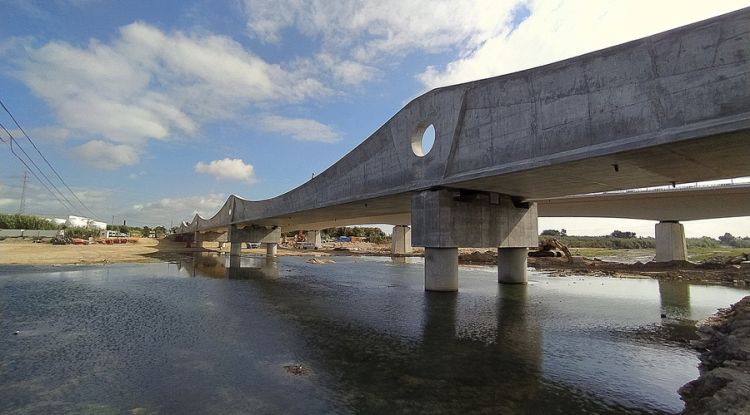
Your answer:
[0,238,195,265]
[0,239,399,266]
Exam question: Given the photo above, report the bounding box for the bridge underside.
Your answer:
[230,130,749,232]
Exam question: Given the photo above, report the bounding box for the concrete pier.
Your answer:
[391,225,413,255]
[424,247,459,292]
[412,189,538,291]
[655,221,687,262]
[307,230,322,248]
[498,247,529,284]
[265,242,277,257]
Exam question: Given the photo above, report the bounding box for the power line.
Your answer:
[0,123,74,214]
[0,121,78,213]
[0,97,100,219]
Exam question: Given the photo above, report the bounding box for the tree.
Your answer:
[561,228,567,236]
[610,230,636,239]
[718,232,735,244]
[540,229,561,236]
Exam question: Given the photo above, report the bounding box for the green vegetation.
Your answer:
[0,213,170,238]
[687,246,750,262]
[323,226,386,238]
[323,226,389,243]
[541,229,747,261]
[64,227,100,239]
[718,233,750,248]
[0,213,58,230]
[547,235,656,249]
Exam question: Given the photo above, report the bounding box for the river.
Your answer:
[1,254,748,414]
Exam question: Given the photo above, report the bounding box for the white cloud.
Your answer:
[259,115,341,143]
[69,140,140,169]
[242,0,518,60]
[314,53,377,85]
[130,193,226,223]
[16,21,329,153]
[195,158,256,182]
[419,0,750,88]
[8,126,71,144]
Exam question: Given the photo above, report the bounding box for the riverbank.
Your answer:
[679,295,750,414]
[1,238,748,285]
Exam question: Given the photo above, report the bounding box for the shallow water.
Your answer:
[1,254,748,414]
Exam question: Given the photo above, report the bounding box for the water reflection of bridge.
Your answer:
[177,254,699,412]
[177,253,279,280]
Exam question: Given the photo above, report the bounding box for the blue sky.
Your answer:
[0,0,748,237]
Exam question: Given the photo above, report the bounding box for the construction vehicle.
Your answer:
[543,238,573,262]
[529,238,573,262]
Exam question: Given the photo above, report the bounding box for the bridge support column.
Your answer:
[424,247,458,291]
[228,225,242,254]
[412,189,538,292]
[227,224,282,267]
[498,247,529,284]
[306,230,322,248]
[265,243,277,257]
[655,221,687,262]
[391,225,413,255]
[193,232,203,248]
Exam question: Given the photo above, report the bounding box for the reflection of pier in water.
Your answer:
[173,255,693,412]
[658,280,691,319]
[177,253,279,280]
[419,285,543,411]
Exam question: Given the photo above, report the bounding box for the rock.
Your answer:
[680,296,750,414]
[307,258,335,264]
[283,364,307,375]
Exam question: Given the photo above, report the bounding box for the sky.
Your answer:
[0,0,748,237]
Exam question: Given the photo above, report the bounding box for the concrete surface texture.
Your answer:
[655,221,688,262]
[498,248,530,284]
[534,184,750,221]
[179,8,750,236]
[424,247,459,291]
[391,225,412,255]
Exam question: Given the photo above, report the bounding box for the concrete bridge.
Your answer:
[178,8,750,291]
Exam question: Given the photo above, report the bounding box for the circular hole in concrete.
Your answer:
[412,124,435,157]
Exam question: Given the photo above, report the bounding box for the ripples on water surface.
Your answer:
[1,254,748,414]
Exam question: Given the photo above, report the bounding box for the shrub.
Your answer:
[0,213,59,230]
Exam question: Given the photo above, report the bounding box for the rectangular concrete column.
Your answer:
[424,247,458,291]
[655,221,688,262]
[227,225,242,269]
[306,230,322,248]
[498,247,529,284]
[193,232,203,248]
[391,225,413,255]
[265,242,277,257]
